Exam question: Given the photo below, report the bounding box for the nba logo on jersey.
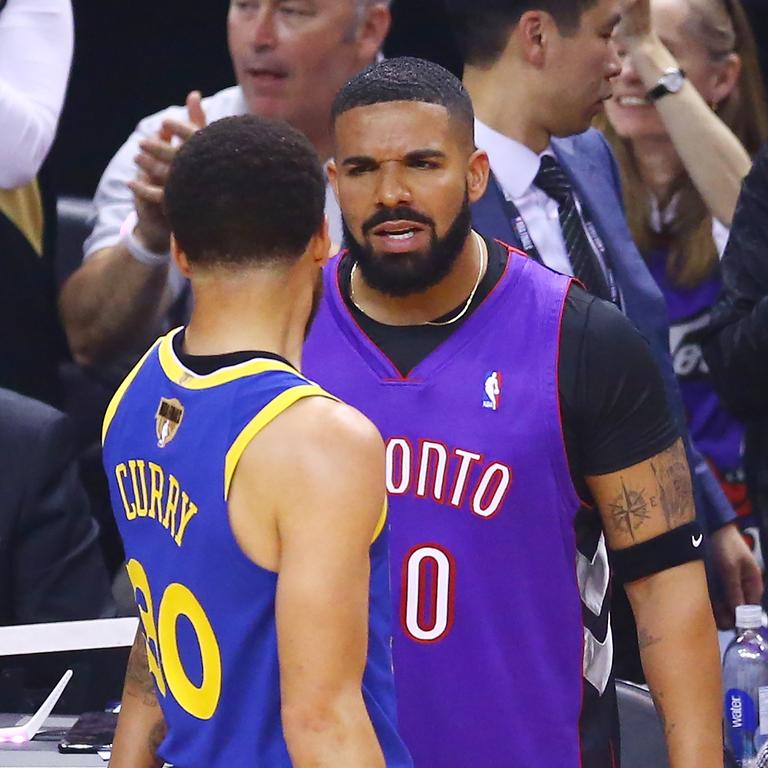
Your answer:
[482,371,502,411]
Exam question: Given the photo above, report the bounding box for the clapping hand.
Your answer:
[128,91,207,252]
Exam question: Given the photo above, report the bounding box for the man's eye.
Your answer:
[280,3,314,16]
[412,160,437,170]
[348,167,372,177]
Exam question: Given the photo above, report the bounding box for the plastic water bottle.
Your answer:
[724,605,768,767]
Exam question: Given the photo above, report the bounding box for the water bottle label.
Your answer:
[726,688,757,758]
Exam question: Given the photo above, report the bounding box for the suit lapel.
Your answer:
[553,135,668,328]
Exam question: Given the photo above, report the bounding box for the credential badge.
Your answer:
[155,397,184,448]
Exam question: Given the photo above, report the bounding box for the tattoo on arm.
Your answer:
[651,690,676,740]
[125,632,159,708]
[649,440,694,529]
[637,627,662,651]
[608,479,651,542]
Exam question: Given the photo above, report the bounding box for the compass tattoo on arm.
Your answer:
[604,439,694,545]
[608,480,652,542]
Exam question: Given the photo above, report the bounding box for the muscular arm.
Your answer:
[60,94,205,367]
[228,397,386,768]
[588,439,722,767]
[59,244,172,367]
[109,628,166,768]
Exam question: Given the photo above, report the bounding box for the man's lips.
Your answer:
[369,221,427,240]
[247,67,288,80]
[365,221,431,252]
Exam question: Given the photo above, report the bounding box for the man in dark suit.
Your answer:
[0,388,113,625]
[445,0,760,642]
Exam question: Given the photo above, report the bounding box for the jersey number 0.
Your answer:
[402,544,455,643]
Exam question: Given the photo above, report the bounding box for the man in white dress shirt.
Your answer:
[59,0,390,371]
[447,0,760,672]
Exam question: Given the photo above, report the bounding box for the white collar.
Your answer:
[474,119,554,199]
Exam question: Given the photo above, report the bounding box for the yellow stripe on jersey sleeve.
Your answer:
[101,338,163,445]
[371,497,388,544]
[224,384,336,500]
[158,328,299,389]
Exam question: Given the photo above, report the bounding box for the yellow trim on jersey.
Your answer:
[224,384,335,500]
[371,497,388,544]
[0,180,44,256]
[102,339,163,445]
[158,328,300,389]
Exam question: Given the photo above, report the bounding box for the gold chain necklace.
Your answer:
[349,231,488,327]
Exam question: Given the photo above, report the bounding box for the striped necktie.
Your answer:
[534,155,611,301]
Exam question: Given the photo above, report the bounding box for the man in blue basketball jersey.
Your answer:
[102,115,411,768]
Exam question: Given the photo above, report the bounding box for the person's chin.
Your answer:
[242,89,289,119]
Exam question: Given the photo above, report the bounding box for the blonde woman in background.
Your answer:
[601,0,768,608]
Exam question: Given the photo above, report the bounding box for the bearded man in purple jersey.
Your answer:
[302,57,723,767]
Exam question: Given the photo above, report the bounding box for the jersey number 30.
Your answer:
[402,545,455,643]
[127,559,222,720]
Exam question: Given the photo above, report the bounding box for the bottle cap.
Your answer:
[736,604,763,629]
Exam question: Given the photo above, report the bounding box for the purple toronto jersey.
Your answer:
[303,246,612,766]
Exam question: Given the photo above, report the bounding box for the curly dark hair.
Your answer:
[165,114,326,267]
[332,57,474,141]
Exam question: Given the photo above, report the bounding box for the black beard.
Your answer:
[342,194,472,298]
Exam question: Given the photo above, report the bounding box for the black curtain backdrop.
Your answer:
[50,0,765,198]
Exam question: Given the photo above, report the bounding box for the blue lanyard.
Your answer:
[492,177,620,307]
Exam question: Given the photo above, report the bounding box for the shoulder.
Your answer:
[234,395,385,524]
[0,390,74,492]
[553,127,612,154]
[0,389,70,447]
[269,395,383,469]
[553,128,617,178]
[563,285,651,360]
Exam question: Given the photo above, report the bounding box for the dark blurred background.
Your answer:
[49,0,766,198]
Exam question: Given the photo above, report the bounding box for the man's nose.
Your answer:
[252,9,278,50]
[375,166,412,208]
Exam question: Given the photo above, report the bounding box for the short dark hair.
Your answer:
[445,0,599,67]
[164,114,326,267]
[332,57,474,140]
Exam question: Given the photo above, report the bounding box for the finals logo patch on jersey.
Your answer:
[156,397,184,447]
[482,371,502,411]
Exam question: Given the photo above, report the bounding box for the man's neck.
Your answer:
[183,269,308,370]
[350,231,486,326]
[464,64,551,154]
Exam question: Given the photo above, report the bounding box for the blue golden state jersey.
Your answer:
[102,328,411,768]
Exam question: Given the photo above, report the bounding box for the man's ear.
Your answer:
[326,158,339,201]
[170,234,192,278]
[355,3,391,65]
[310,217,332,267]
[467,148,491,204]
[516,10,552,68]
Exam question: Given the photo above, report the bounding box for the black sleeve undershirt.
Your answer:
[339,238,679,499]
